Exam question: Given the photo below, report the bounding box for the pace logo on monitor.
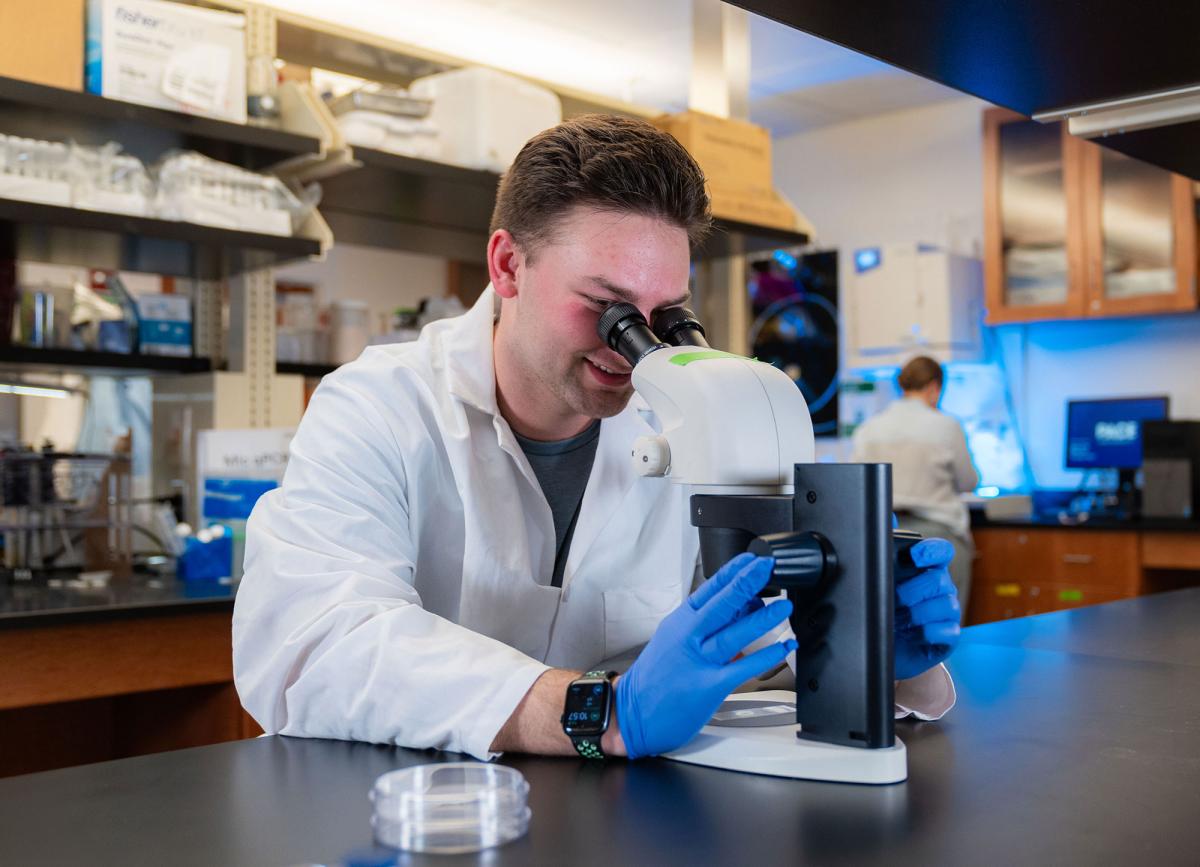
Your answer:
[1094,420,1138,445]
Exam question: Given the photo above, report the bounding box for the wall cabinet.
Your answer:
[983,108,1197,324]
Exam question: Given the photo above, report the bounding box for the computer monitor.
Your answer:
[1065,396,1170,470]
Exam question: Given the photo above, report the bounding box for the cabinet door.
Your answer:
[983,109,1088,323]
[1081,142,1198,317]
[1050,530,1142,595]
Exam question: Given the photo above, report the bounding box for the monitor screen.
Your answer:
[1065,396,1169,470]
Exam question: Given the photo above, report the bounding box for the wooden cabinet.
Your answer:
[969,526,1142,625]
[0,610,259,777]
[983,108,1197,324]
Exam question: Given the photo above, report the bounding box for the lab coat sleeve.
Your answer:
[894,663,956,720]
[740,615,957,719]
[232,371,549,760]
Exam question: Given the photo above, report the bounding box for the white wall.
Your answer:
[774,97,1200,489]
[774,98,988,277]
[274,243,450,332]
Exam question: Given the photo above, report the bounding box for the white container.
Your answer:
[371,762,531,854]
[409,67,561,173]
[86,0,248,124]
[329,299,370,365]
[847,243,984,369]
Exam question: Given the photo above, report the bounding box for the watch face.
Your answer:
[563,679,610,737]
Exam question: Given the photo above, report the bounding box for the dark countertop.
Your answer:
[961,588,1200,666]
[0,577,235,629]
[1,589,1198,866]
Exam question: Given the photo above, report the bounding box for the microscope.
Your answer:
[598,303,917,784]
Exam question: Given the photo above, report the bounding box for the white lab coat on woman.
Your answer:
[234,287,953,761]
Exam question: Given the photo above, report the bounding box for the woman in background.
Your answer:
[852,355,979,607]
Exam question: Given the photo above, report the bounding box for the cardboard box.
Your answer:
[86,0,247,123]
[709,187,798,232]
[0,0,85,91]
[652,110,773,195]
[135,293,192,356]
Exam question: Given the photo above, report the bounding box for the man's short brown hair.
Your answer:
[898,355,945,393]
[490,114,711,257]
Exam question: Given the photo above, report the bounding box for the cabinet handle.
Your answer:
[1062,554,1094,565]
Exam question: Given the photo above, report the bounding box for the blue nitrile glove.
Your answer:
[894,538,961,680]
[616,554,798,759]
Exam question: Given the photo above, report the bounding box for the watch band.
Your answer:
[573,735,605,760]
[566,670,616,761]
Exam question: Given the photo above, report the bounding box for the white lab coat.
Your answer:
[234,287,696,759]
[234,287,953,761]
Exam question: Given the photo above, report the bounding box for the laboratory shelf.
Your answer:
[0,345,213,376]
[276,361,338,378]
[0,75,321,170]
[0,197,322,277]
[322,146,808,261]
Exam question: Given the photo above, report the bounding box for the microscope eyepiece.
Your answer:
[597,302,666,367]
[652,306,709,348]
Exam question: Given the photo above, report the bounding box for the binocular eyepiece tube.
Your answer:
[652,306,709,348]
[597,303,710,368]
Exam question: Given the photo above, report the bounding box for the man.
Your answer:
[234,116,959,762]
[852,355,979,606]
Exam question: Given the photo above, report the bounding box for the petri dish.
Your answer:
[370,762,531,854]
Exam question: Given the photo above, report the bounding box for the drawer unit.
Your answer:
[1051,531,1140,593]
[1141,533,1200,570]
[969,527,1141,623]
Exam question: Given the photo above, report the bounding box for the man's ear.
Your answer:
[488,229,523,299]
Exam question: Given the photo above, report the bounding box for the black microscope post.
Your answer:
[691,463,903,750]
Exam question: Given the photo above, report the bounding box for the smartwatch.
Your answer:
[561,670,617,760]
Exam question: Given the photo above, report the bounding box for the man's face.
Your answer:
[503,206,692,420]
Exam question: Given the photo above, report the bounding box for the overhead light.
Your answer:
[0,383,71,399]
[1033,83,1200,139]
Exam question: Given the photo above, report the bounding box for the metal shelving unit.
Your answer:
[0,346,213,377]
[0,197,322,279]
[0,76,320,170]
[275,361,337,378]
[321,147,808,263]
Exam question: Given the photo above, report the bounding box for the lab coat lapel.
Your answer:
[562,406,654,587]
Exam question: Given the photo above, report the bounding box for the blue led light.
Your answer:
[854,247,881,273]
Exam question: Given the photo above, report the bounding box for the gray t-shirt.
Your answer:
[514,420,601,588]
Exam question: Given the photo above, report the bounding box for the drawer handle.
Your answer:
[1058,589,1084,602]
[995,583,1021,597]
[1061,554,1094,565]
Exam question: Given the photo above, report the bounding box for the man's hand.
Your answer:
[895,538,961,680]
[615,554,797,759]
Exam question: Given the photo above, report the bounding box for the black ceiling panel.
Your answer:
[734,1,1200,178]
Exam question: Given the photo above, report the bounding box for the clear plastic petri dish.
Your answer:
[370,762,531,854]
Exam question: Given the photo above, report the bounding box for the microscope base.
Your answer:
[663,691,908,784]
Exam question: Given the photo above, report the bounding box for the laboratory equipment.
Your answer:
[152,151,317,236]
[597,303,920,783]
[1142,421,1200,520]
[408,67,561,173]
[1066,395,1169,516]
[370,762,530,854]
[0,445,132,582]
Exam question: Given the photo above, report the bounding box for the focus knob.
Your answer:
[631,435,671,476]
[748,531,838,589]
